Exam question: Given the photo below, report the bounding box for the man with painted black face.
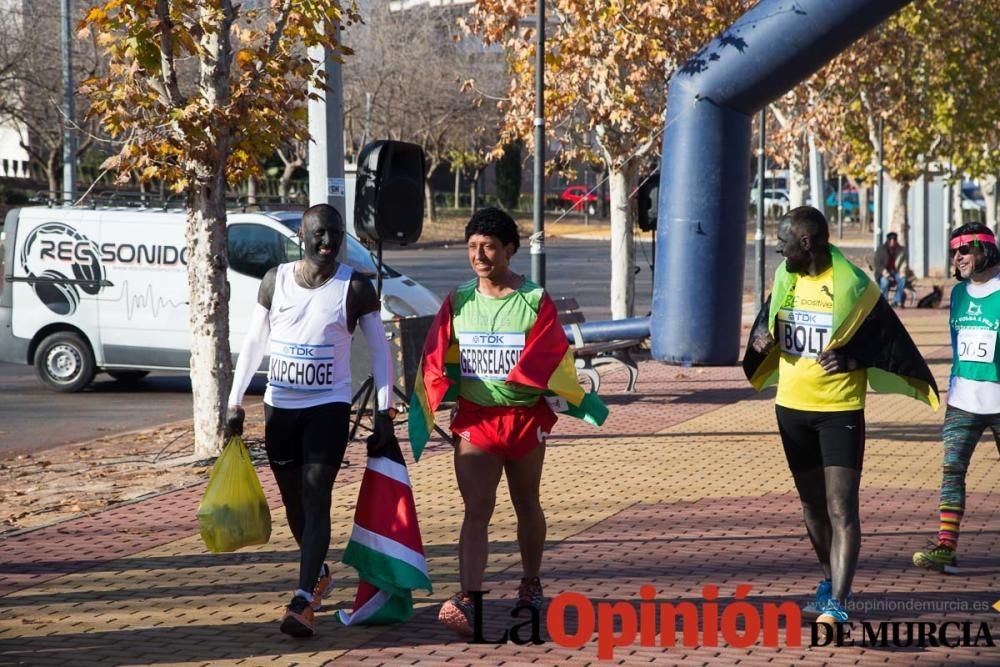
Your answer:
[743,206,938,627]
[226,203,396,637]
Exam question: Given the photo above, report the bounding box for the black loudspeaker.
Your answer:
[636,170,660,232]
[355,140,425,245]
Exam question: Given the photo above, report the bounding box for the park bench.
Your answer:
[553,296,641,394]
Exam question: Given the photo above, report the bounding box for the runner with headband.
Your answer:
[913,222,1000,574]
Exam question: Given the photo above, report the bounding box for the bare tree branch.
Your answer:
[155,0,186,107]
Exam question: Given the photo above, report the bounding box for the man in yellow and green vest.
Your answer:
[743,206,939,626]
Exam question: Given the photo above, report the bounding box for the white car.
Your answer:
[750,188,791,215]
[961,181,987,212]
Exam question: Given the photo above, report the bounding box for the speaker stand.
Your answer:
[349,238,451,445]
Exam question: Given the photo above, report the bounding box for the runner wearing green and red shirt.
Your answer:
[449,277,558,458]
[437,208,555,636]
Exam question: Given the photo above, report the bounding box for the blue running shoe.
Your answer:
[802,579,831,617]
[816,598,849,624]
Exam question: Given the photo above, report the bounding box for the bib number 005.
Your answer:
[957,328,997,363]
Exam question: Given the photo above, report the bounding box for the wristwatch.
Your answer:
[377,407,398,419]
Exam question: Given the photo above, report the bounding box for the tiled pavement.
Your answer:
[2,309,998,666]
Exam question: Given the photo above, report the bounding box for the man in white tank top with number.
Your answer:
[226,204,396,637]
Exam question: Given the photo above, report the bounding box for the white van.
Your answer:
[0,206,441,391]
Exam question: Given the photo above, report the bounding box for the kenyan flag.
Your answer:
[338,436,432,626]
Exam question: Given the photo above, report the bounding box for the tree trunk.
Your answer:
[422,157,438,224]
[247,177,257,206]
[46,150,59,202]
[807,132,825,210]
[787,141,808,209]
[858,184,871,230]
[953,178,965,229]
[453,168,461,209]
[888,177,909,241]
[279,161,297,203]
[186,164,233,459]
[608,162,636,319]
[982,175,998,232]
[470,167,481,213]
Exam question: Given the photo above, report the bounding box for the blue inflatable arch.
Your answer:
[651,0,912,364]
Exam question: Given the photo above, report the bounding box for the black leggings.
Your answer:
[264,402,350,593]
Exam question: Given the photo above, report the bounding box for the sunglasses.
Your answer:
[954,245,976,256]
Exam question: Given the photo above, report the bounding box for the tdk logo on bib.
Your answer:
[458,331,525,380]
[471,334,510,345]
[777,309,832,358]
[280,343,316,357]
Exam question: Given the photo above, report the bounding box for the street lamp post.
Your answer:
[755,109,766,314]
[874,115,884,253]
[531,0,546,286]
[61,0,76,205]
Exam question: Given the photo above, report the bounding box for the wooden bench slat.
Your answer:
[552,296,580,311]
[558,311,586,325]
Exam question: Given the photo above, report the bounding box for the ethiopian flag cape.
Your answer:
[338,434,431,626]
[742,245,939,408]
[408,284,609,460]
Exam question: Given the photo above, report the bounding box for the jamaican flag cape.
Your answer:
[408,282,609,461]
[742,245,939,408]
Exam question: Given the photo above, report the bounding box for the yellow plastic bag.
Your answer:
[196,436,272,553]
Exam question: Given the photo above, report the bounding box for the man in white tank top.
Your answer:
[226,204,395,637]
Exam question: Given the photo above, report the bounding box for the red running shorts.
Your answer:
[450,397,557,460]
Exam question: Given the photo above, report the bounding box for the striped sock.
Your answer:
[937,505,963,549]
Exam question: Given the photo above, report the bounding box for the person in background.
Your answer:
[874,232,909,307]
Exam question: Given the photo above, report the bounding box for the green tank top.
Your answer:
[950,282,1000,381]
[451,278,545,407]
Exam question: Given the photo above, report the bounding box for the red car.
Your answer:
[560,185,606,213]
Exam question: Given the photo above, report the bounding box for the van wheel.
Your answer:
[35,332,95,392]
[108,370,149,383]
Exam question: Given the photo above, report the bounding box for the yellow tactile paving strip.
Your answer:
[2,309,998,666]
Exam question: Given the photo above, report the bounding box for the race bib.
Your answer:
[776,309,832,359]
[268,341,336,391]
[957,328,997,363]
[458,331,525,381]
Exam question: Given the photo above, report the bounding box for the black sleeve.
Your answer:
[741,295,772,381]
[258,267,277,310]
[346,270,380,333]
